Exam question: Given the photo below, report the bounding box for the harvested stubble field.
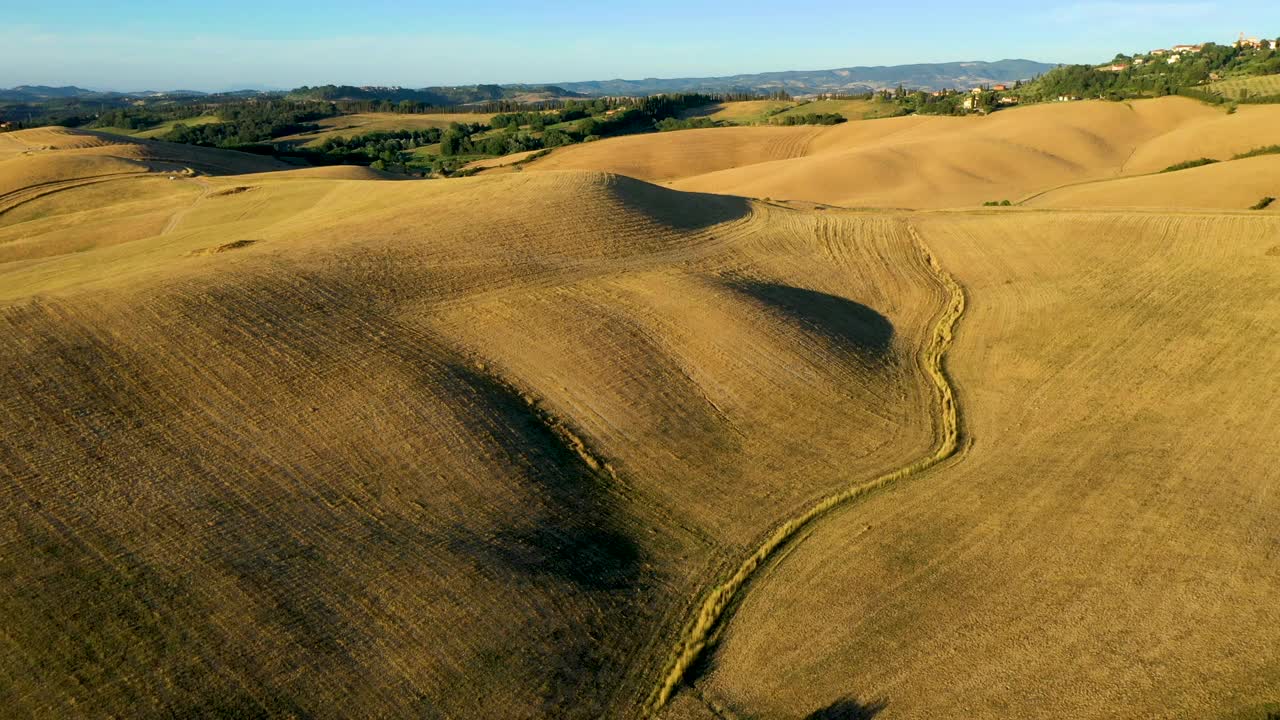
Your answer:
[665,209,1280,720]
[2,94,1278,720]
[771,98,902,121]
[1,128,947,718]
[681,99,900,126]
[519,97,1280,210]
[681,100,795,124]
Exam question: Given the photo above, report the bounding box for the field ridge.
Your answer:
[645,220,967,715]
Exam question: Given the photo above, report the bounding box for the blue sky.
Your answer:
[2,1,1277,90]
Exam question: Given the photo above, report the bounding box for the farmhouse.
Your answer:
[992,84,1008,91]
[1172,44,1203,53]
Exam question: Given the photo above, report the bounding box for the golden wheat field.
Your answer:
[771,98,903,121]
[682,100,795,124]
[2,91,1278,720]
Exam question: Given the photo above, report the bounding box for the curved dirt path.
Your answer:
[161,177,212,235]
[645,220,968,715]
[0,172,147,217]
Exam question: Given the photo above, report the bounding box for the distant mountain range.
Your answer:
[282,61,1057,104]
[1,60,1059,106]
[0,85,267,103]
[553,60,1059,95]
[284,84,588,105]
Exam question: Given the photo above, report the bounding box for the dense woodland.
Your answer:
[160,103,338,146]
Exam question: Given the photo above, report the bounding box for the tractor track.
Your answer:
[644,218,968,716]
[0,172,147,218]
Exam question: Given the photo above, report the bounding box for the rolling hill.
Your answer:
[668,208,1280,720]
[519,97,1280,209]
[0,129,948,718]
[2,91,1279,720]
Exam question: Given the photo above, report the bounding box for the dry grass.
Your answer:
[773,98,902,121]
[682,100,794,124]
[521,124,826,183]
[1027,155,1280,210]
[523,98,1280,209]
[679,98,901,126]
[0,136,947,718]
[0,127,289,177]
[463,147,549,171]
[1119,103,1280,173]
[3,100,1278,719]
[679,210,1280,720]
[646,222,965,714]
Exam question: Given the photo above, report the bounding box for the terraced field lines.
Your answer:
[645,222,967,715]
[1208,75,1280,99]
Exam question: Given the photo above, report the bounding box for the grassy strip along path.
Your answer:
[645,221,968,715]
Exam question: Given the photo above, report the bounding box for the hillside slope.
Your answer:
[0,140,947,718]
[4,105,1278,720]
[1027,154,1280,209]
[663,209,1280,720]
[521,98,1280,209]
[0,127,289,181]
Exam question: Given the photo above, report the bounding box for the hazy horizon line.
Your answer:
[1,57,1070,95]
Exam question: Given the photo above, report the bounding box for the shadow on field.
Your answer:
[608,174,751,231]
[724,279,894,361]
[167,265,652,715]
[6,265,657,717]
[805,697,889,720]
[436,362,652,716]
[442,361,643,591]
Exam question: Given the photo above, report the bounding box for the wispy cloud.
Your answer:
[1048,2,1216,24]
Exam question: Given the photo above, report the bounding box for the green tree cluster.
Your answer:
[772,112,846,125]
[161,102,338,147]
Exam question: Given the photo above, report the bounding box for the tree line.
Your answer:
[772,112,846,125]
[1021,41,1280,102]
[299,92,771,176]
[160,102,337,147]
